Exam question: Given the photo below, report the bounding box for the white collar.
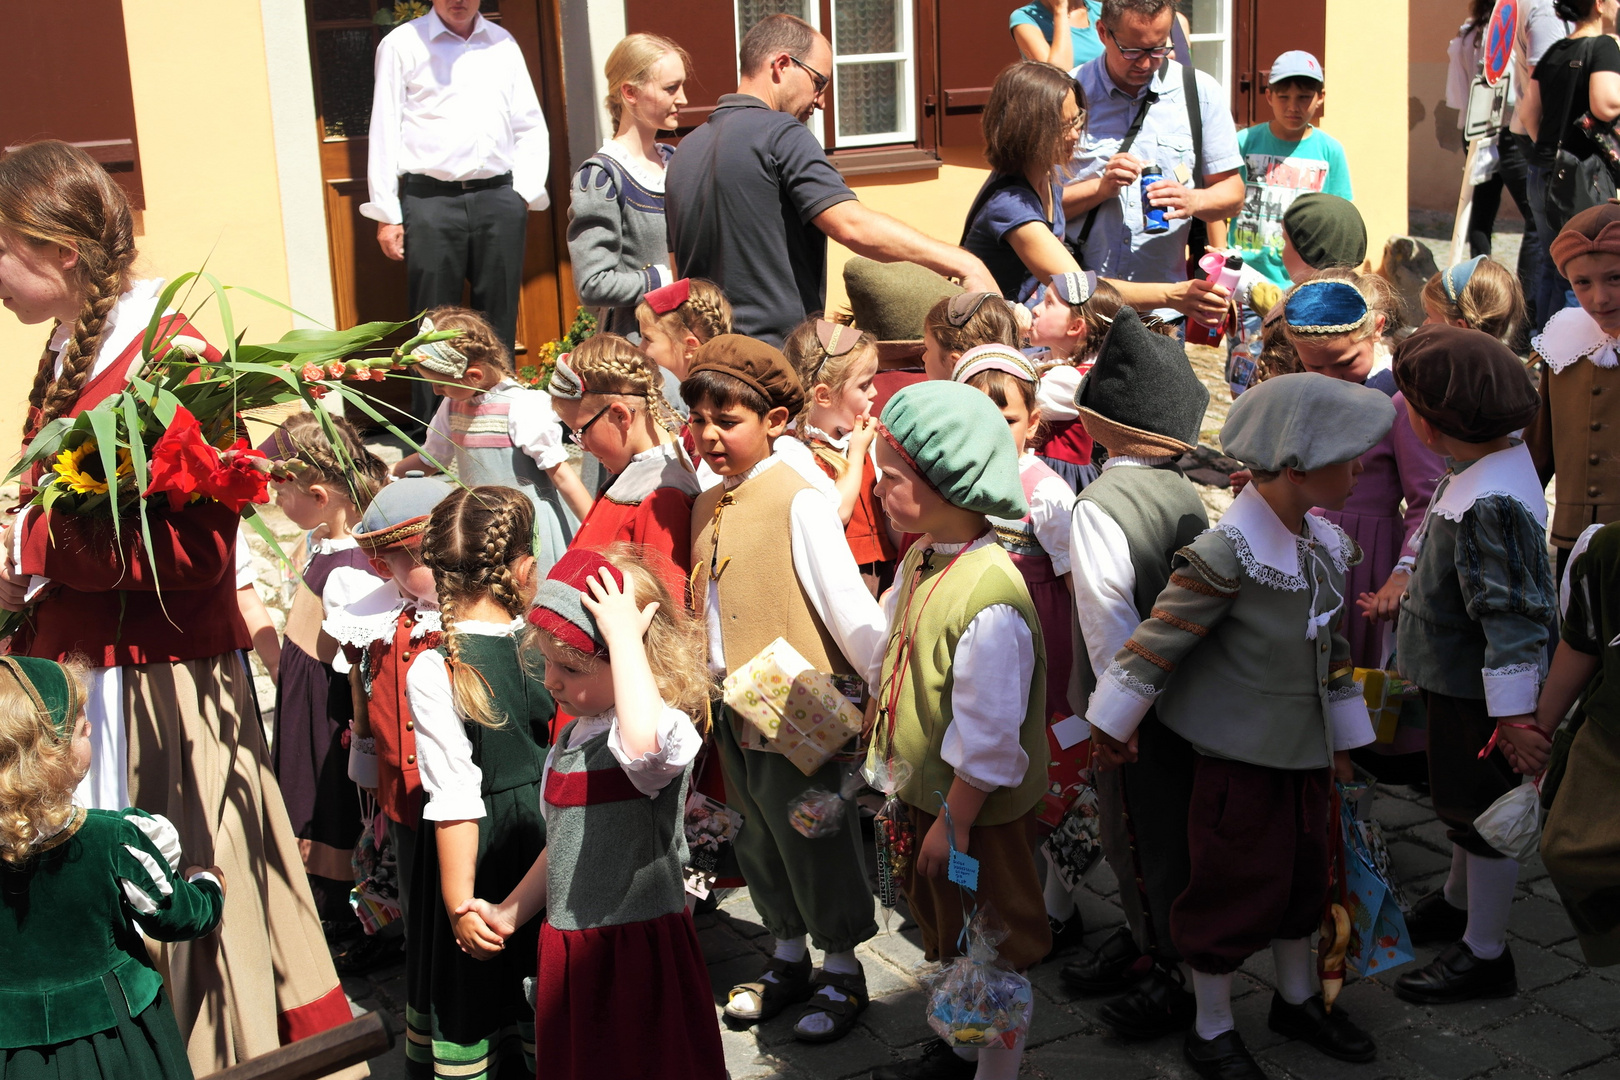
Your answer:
[52,278,165,381]
[308,533,360,556]
[1217,483,1348,589]
[565,707,618,748]
[1102,453,1180,470]
[926,531,999,557]
[721,454,782,490]
[802,422,851,452]
[423,8,491,42]
[323,578,441,648]
[1431,441,1548,528]
[1533,305,1620,374]
[453,617,524,637]
[595,139,670,193]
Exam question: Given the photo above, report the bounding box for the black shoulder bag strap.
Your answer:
[1549,36,1593,167]
[1074,55,1173,259]
[1175,18,1209,265]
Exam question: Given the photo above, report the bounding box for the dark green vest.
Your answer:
[437,633,554,799]
[1069,464,1209,705]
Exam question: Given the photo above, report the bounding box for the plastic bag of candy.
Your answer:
[926,909,1033,1049]
[863,758,915,929]
[787,768,865,838]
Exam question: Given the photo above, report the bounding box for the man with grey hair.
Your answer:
[1062,0,1245,326]
[666,14,996,345]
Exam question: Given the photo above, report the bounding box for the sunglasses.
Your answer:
[788,54,830,96]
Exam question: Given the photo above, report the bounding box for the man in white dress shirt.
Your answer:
[362,0,550,427]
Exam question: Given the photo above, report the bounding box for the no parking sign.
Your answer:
[1484,0,1519,87]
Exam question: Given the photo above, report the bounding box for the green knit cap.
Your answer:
[878,381,1027,518]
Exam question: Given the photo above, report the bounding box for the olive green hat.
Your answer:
[844,258,963,364]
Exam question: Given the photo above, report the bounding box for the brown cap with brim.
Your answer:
[686,334,805,415]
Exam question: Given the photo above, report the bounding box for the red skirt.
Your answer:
[534,909,726,1079]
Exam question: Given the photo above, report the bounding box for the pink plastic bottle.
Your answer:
[1185,251,1243,347]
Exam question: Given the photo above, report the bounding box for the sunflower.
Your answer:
[51,440,133,496]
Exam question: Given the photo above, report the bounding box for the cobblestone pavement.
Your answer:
[340,777,1618,1080]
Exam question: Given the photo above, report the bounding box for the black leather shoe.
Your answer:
[1098,962,1196,1040]
[1060,925,1146,994]
[1044,912,1087,960]
[1395,941,1517,1004]
[1267,992,1377,1063]
[1405,888,1469,946]
[1183,1029,1266,1080]
[870,1038,976,1080]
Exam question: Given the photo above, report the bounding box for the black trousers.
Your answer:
[401,177,528,425]
[1468,130,1539,341]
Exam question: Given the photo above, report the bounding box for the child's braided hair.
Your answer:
[420,486,537,729]
[561,332,683,433]
[273,411,390,512]
[421,305,514,376]
[0,141,138,432]
[635,278,733,344]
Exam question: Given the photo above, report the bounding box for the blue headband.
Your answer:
[1050,270,1097,308]
[1442,255,1485,305]
[1284,280,1370,336]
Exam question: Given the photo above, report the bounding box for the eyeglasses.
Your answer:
[1104,26,1173,62]
[788,55,829,96]
[563,403,615,446]
[1065,111,1086,135]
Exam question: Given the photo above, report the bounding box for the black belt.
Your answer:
[401,172,513,196]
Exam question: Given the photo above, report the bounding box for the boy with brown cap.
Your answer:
[681,335,887,1044]
[1527,201,1620,575]
[1391,324,1556,1006]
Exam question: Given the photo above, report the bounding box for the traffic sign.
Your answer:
[1484,0,1519,86]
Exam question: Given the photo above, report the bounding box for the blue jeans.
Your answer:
[1526,159,1577,331]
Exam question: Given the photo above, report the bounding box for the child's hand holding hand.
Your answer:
[580,567,657,647]
[1090,727,1138,770]
[452,902,508,959]
[1356,569,1410,623]
[1495,717,1552,775]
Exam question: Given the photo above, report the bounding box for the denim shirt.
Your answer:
[1397,445,1556,714]
[1065,55,1242,314]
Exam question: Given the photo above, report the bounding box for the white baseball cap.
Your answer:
[1268,50,1324,86]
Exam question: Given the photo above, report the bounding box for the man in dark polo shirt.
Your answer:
[666,14,995,345]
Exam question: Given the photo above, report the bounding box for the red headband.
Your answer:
[645,278,692,315]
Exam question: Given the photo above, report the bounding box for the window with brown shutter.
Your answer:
[3,0,144,211]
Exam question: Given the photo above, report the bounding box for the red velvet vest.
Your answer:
[367,609,441,827]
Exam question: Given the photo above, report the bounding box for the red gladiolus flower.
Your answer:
[300,363,324,382]
[143,407,218,511]
[325,361,346,380]
[204,440,271,512]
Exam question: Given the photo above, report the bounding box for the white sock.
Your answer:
[1461,852,1519,961]
[1271,937,1316,1006]
[1444,844,1470,909]
[822,949,860,975]
[1192,970,1235,1041]
[973,1031,1027,1080]
[1043,849,1078,922]
[773,936,808,963]
[792,949,862,1036]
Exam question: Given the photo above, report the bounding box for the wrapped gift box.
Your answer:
[723,637,865,775]
[1354,668,1418,745]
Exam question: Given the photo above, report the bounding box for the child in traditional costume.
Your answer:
[1061,309,1209,1040]
[1090,372,1390,1079]
[682,336,887,1044]
[1025,270,1122,492]
[783,318,894,592]
[920,291,1022,382]
[392,307,592,574]
[0,655,223,1080]
[865,380,1050,1080]
[1419,254,1526,346]
[458,547,726,1079]
[404,486,554,1079]
[328,476,455,925]
[1391,325,1555,1004]
[260,413,389,939]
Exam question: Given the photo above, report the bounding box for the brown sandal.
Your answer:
[723,954,813,1028]
[791,966,869,1044]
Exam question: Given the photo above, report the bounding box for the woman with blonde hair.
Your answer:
[568,33,694,337]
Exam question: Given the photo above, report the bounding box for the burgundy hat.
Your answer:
[644,278,692,315]
[528,549,625,657]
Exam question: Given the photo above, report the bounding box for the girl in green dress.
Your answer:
[0,656,224,1080]
[404,486,553,1080]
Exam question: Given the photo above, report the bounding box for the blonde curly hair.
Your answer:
[0,658,88,863]
[527,543,712,727]
[421,486,538,730]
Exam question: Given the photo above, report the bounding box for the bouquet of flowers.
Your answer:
[515,308,597,391]
[2,272,451,635]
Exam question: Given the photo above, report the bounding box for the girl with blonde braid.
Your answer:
[635,276,732,386]
[256,412,388,941]
[405,486,554,1080]
[548,333,699,594]
[0,140,351,1072]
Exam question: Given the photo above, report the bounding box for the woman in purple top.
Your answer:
[962,61,1085,300]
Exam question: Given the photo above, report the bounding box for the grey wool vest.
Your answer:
[1069,464,1209,707]
[542,719,689,932]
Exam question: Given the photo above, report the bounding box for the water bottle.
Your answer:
[1139,164,1169,234]
[1185,252,1244,347]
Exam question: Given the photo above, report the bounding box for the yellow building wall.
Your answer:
[0,1,292,454]
[1326,0,1409,267]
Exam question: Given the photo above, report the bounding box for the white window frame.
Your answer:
[734,0,826,144]
[1185,0,1234,102]
[829,0,916,148]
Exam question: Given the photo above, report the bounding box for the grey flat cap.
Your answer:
[1220,372,1394,473]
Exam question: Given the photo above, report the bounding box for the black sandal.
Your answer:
[723,954,813,1028]
[791,966,869,1044]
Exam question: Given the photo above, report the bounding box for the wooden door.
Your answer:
[304,0,576,377]
[1231,0,1326,127]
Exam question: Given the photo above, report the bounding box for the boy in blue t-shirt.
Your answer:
[1231,50,1353,287]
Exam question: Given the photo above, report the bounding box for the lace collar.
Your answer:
[1101,453,1180,470]
[595,139,674,194]
[1533,305,1620,374]
[563,707,619,749]
[1216,484,1350,591]
[323,578,441,648]
[1431,441,1548,528]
